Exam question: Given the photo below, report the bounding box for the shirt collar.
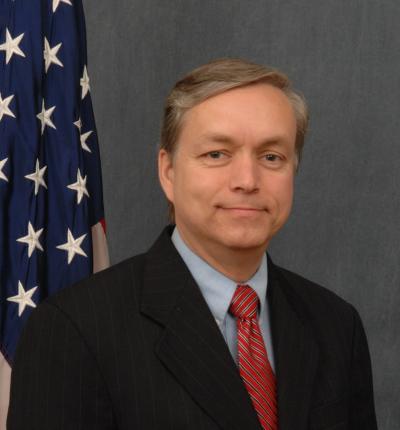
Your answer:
[171,227,268,323]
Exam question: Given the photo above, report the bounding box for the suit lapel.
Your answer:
[140,228,261,430]
[268,259,319,430]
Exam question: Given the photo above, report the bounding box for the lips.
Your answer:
[217,205,265,211]
[216,206,267,216]
[223,207,263,210]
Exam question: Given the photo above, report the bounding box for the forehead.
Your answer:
[177,83,297,147]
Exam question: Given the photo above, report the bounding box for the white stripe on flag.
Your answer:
[92,221,110,273]
[0,352,11,430]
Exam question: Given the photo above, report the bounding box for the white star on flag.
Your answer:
[0,158,8,182]
[0,28,25,64]
[67,168,89,204]
[0,92,16,122]
[52,0,72,13]
[80,130,92,152]
[73,117,82,132]
[16,221,44,257]
[80,65,90,99]
[56,229,87,264]
[7,281,38,317]
[44,37,63,72]
[25,159,47,195]
[37,99,56,134]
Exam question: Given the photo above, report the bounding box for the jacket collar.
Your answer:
[140,227,261,429]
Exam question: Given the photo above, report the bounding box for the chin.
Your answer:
[218,229,270,252]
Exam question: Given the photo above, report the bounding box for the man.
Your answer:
[7,59,377,429]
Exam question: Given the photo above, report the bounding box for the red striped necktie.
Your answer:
[229,284,278,430]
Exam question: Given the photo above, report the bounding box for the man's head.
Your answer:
[158,58,308,267]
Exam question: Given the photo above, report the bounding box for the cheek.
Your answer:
[279,178,294,213]
[175,168,220,202]
[283,178,294,200]
[173,169,208,211]
[268,174,294,209]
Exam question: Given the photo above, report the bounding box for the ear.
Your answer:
[158,149,175,204]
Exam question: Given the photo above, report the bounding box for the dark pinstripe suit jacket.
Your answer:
[8,227,377,430]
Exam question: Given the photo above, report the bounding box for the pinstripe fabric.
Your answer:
[7,227,377,430]
[230,285,278,430]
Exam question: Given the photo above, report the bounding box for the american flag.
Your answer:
[0,0,109,426]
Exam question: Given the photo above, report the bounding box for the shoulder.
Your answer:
[277,264,353,309]
[39,253,147,323]
[270,261,361,334]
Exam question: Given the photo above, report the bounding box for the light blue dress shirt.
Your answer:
[171,227,275,372]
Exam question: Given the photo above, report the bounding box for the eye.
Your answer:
[201,150,230,166]
[200,149,230,166]
[264,153,282,162]
[207,151,224,159]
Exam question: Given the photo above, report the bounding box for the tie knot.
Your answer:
[229,285,259,320]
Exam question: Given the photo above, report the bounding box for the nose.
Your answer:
[229,154,259,193]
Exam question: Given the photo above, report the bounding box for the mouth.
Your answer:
[217,206,266,216]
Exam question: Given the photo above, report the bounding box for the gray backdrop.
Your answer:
[84,1,399,428]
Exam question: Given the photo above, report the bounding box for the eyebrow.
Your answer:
[200,133,235,144]
[199,132,287,147]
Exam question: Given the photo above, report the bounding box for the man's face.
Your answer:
[159,83,297,258]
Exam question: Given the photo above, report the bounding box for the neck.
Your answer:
[176,227,266,283]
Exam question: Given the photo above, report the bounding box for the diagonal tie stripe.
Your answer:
[238,347,277,410]
[230,287,258,319]
[230,285,278,430]
[238,353,277,409]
